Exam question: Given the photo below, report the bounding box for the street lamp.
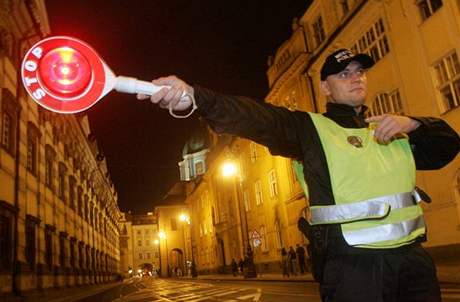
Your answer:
[153,239,161,277]
[178,213,197,277]
[221,160,257,278]
[159,231,170,277]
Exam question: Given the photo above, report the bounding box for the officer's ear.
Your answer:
[320,80,331,96]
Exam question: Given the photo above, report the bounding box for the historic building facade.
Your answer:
[154,204,190,277]
[0,0,121,297]
[183,0,460,274]
[119,212,159,277]
[286,0,460,260]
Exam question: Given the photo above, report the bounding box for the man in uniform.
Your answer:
[138,49,460,302]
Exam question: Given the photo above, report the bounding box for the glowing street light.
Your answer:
[153,239,159,245]
[220,158,257,278]
[222,161,237,178]
[159,231,166,239]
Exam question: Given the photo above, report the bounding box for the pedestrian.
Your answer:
[296,243,306,274]
[238,258,244,275]
[231,258,238,276]
[288,246,297,276]
[281,248,290,277]
[138,47,460,301]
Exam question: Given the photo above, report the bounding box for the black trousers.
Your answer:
[320,244,441,302]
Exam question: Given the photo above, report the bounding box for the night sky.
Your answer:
[45,0,310,213]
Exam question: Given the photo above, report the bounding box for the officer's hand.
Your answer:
[365,114,420,144]
[136,75,194,111]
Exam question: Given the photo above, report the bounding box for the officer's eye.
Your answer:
[338,71,349,78]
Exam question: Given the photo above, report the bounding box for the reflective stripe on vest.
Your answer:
[310,191,418,225]
[342,215,425,246]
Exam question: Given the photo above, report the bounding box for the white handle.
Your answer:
[114,76,192,111]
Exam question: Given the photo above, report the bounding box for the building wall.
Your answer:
[0,0,121,296]
[184,0,460,274]
[132,222,159,273]
[155,205,189,276]
[293,0,460,259]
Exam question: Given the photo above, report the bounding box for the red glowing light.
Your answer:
[38,47,92,97]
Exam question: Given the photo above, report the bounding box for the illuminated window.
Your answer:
[260,226,268,252]
[340,0,349,16]
[268,170,278,197]
[255,180,263,205]
[312,15,326,47]
[370,90,404,116]
[58,163,67,201]
[433,51,460,112]
[45,145,55,190]
[243,189,251,212]
[77,187,83,216]
[69,176,76,209]
[27,123,39,175]
[351,18,389,63]
[417,0,443,21]
[275,220,283,249]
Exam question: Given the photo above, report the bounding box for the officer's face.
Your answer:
[320,61,367,111]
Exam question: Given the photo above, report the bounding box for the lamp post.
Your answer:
[179,213,197,277]
[159,231,170,277]
[153,239,161,277]
[222,160,257,278]
[179,213,189,275]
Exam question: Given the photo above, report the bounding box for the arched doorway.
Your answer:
[170,248,184,276]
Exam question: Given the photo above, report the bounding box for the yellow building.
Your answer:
[0,0,121,297]
[119,212,159,277]
[155,204,190,276]
[268,0,460,262]
[185,0,460,274]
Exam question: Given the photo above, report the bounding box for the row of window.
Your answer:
[309,1,443,51]
[0,210,117,272]
[137,252,158,260]
[0,96,118,235]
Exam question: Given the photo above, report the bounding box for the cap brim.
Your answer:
[351,53,375,69]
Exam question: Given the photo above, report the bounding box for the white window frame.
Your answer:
[274,220,283,249]
[351,18,389,63]
[255,180,263,205]
[312,15,326,47]
[243,189,251,212]
[433,51,460,113]
[417,0,443,21]
[260,226,268,252]
[268,169,278,197]
[370,90,404,116]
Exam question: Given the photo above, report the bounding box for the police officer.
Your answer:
[138,49,460,302]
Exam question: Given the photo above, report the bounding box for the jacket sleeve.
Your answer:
[194,86,306,159]
[408,117,460,170]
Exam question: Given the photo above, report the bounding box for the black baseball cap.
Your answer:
[320,49,375,80]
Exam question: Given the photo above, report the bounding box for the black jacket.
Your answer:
[194,86,460,253]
